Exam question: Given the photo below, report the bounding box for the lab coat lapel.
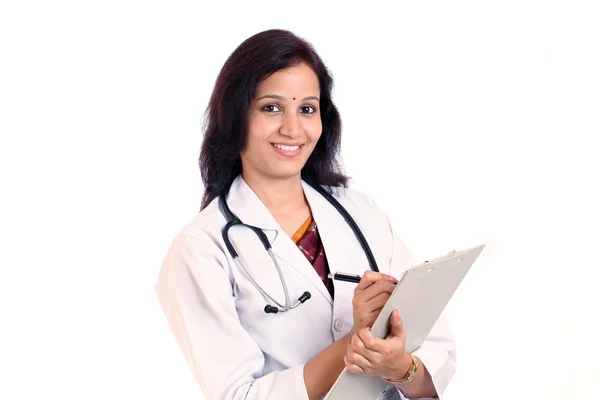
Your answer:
[268,228,335,306]
[301,182,368,280]
[301,181,374,319]
[226,175,279,242]
[226,175,334,306]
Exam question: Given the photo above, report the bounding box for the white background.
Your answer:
[1,1,599,399]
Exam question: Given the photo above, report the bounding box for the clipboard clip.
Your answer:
[423,249,456,263]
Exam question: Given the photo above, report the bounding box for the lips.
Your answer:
[272,143,302,152]
[270,142,304,158]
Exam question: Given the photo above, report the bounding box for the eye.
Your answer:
[300,105,316,114]
[262,104,281,113]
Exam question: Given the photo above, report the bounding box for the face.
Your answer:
[241,62,322,182]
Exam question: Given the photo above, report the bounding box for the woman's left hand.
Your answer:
[344,309,412,380]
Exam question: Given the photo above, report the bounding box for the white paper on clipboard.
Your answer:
[323,244,485,400]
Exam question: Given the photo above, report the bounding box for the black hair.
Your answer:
[199,29,349,210]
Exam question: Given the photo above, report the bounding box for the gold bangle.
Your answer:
[382,353,419,385]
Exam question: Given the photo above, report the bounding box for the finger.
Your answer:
[396,311,407,342]
[347,349,374,371]
[364,291,391,313]
[351,330,381,361]
[344,355,366,374]
[356,271,397,291]
[386,309,406,339]
[359,327,389,354]
[361,280,396,302]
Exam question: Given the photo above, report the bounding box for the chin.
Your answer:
[266,168,303,181]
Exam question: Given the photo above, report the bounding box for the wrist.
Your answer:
[382,353,419,385]
[382,352,411,380]
[399,351,413,373]
[339,331,353,349]
[346,325,360,338]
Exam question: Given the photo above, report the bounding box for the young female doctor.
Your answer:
[155,29,456,400]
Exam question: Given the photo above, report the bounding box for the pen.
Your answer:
[327,272,362,284]
[328,272,399,284]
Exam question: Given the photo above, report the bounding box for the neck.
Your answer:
[242,171,307,215]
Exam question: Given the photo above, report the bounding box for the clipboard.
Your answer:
[323,244,485,400]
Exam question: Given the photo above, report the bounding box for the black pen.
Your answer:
[327,272,362,284]
[328,272,399,284]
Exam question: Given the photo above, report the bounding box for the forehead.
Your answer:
[255,63,320,96]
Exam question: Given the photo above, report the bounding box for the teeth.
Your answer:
[273,144,301,152]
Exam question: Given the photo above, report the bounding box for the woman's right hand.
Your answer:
[349,271,398,335]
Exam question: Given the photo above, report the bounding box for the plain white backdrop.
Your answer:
[1,1,599,399]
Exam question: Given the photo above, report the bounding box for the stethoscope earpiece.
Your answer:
[264,305,279,314]
[263,291,312,314]
[299,291,311,303]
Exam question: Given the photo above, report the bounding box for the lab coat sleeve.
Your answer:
[155,233,310,400]
[385,218,457,400]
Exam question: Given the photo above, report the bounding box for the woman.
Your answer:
[155,29,456,400]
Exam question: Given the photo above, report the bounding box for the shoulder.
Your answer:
[325,184,387,220]
[335,186,376,205]
[158,196,233,287]
[320,183,394,241]
[162,196,230,267]
[319,184,405,274]
[176,196,227,241]
[325,184,416,274]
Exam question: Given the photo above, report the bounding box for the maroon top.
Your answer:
[295,218,335,299]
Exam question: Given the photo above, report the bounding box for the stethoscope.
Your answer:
[219,179,380,314]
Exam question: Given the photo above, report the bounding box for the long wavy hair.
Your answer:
[199,29,349,210]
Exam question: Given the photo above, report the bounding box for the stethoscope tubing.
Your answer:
[218,178,379,313]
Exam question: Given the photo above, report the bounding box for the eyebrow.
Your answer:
[256,94,320,102]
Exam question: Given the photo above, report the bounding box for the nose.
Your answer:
[279,111,301,138]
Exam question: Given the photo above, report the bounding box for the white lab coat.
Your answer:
[155,175,456,400]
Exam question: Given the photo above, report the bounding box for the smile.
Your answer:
[272,143,302,151]
[270,142,305,157]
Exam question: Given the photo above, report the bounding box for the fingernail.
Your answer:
[388,275,398,283]
[396,309,401,321]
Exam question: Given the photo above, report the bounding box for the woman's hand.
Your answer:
[344,309,412,380]
[349,271,398,335]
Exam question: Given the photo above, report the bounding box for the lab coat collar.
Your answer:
[224,175,351,305]
[224,174,345,238]
[225,175,280,231]
[302,180,357,279]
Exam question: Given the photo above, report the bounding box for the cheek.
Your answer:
[246,121,271,146]
[248,118,279,142]
[305,119,323,142]
[242,135,267,162]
